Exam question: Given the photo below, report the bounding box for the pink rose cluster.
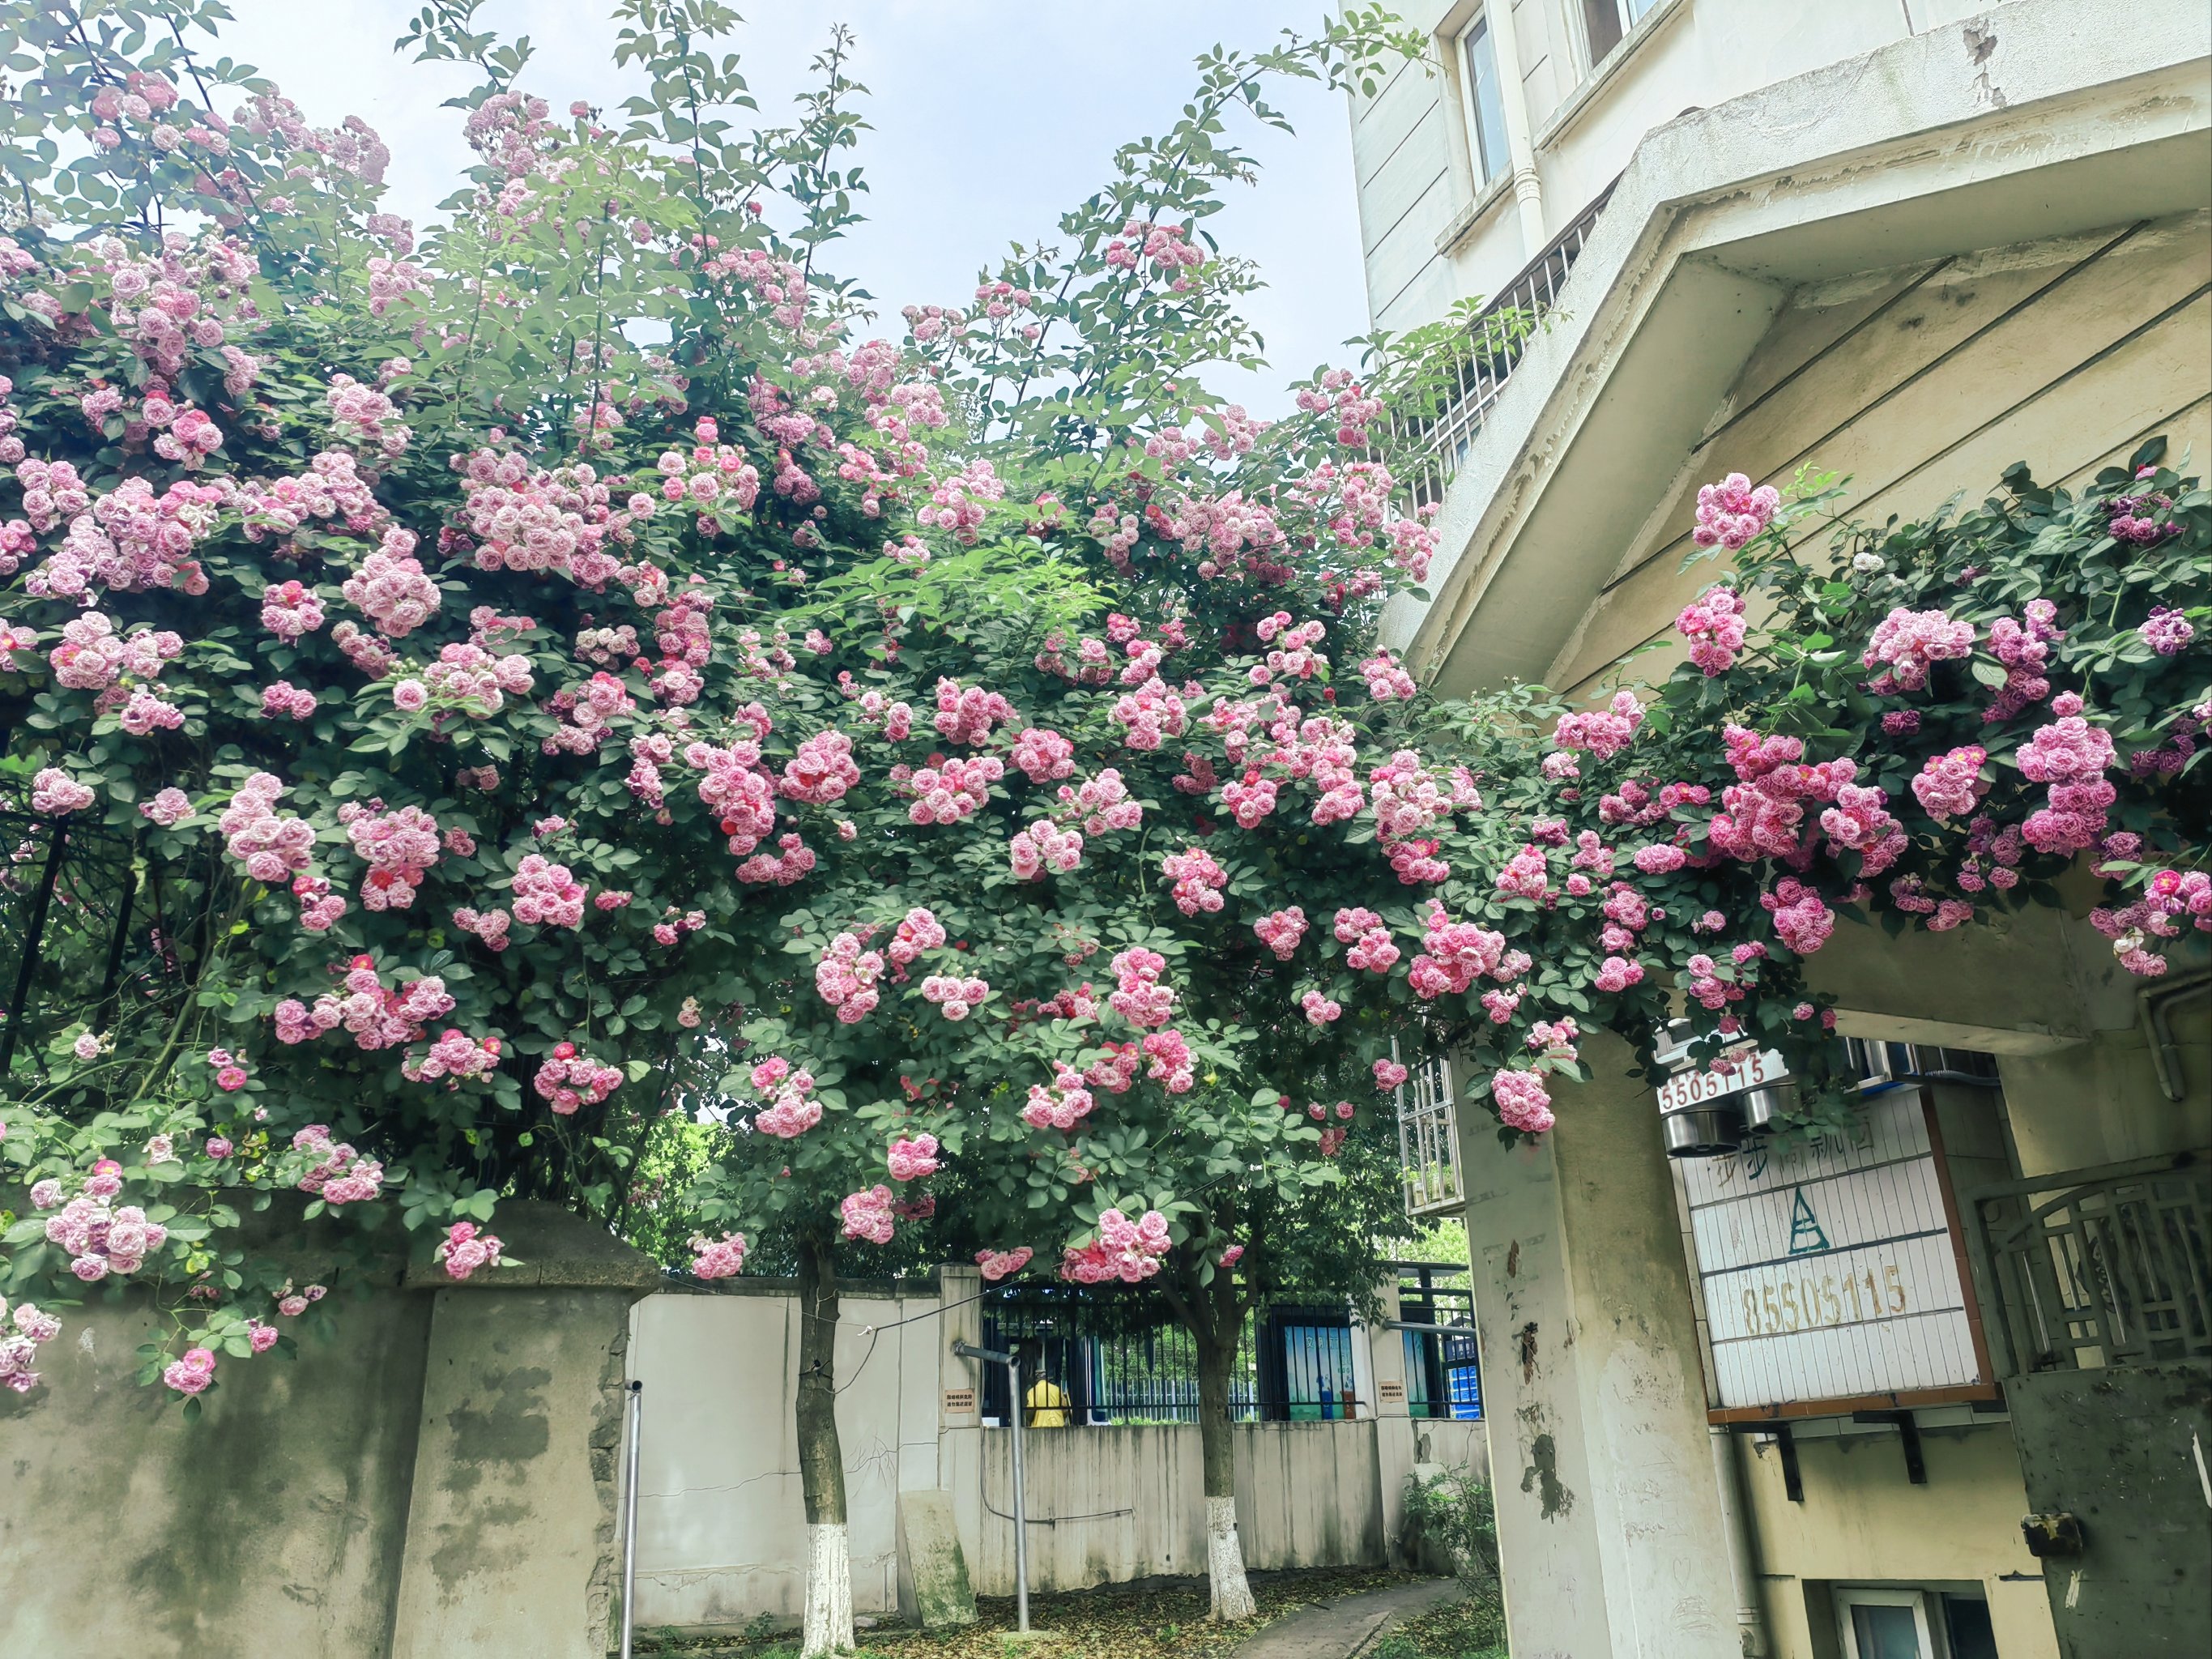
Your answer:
[275,956,454,1051]
[1060,1208,1171,1284]
[975,1246,1034,1282]
[887,1133,941,1181]
[45,1186,168,1281]
[1554,689,1647,757]
[1862,606,1975,693]
[817,929,886,1022]
[751,1058,822,1137]
[1491,1068,1555,1134]
[888,906,946,966]
[29,766,96,814]
[840,1184,899,1245]
[162,1347,218,1397]
[0,1298,63,1395]
[1107,948,1178,1028]
[339,800,441,911]
[533,1042,622,1114]
[1009,817,1084,879]
[1409,900,1513,1001]
[1253,906,1307,960]
[1911,745,1988,821]
[402,1029,503,1085]
[511,852,588,928]
[2016,697,2117,856]
[1691,472,1780,551]
[292,1124,385,1205]
[920,973,990,1021]
[1023,1063,1097,1131]
[1161,844,1227,915]
[1676,586,1749,676]
[436,1220,504,1281]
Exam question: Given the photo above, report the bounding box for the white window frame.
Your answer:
[1835,1586,1945,1659]
[1573,0,1664,75]
[1455,9,1512,190]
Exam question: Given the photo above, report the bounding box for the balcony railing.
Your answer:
[1388,179,1618,510]
[1969,1154,2211,1376]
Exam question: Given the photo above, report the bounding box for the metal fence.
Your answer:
[1385,179,1618,510]
[980,1266,1482,1425]
[1970,1154,2211,1375]
[1,809,151,1078]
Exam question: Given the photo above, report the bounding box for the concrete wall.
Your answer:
[0,1201,660,1659]
[627,1275,1492,1631]
[1349,0,2000,334]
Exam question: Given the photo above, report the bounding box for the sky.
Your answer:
[215,0,1378,415]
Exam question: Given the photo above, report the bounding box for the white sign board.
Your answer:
[1681,1090,1984,1411]
[1656,1046,1788,1113]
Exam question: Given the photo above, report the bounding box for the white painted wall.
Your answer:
[625,1277,1492,1631]
[1349,0,2016,334]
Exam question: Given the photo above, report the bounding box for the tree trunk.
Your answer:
[1196,1326,1257,1622]
[795,1230,853,1657]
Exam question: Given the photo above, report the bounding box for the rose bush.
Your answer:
[0,2,2205,1648]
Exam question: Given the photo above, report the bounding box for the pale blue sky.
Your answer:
[218,1,1378,413]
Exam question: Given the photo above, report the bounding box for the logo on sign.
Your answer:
[1786,1187,1830,1255]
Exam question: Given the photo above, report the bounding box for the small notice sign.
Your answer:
[942,1388,976,1415]
[1377,1379,1406,1404]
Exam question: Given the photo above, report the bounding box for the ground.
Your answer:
[630,1565,1509,1657]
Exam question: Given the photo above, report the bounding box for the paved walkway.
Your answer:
[1233,1576,1465,1659]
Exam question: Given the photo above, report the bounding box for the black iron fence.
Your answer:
[1969,1154,2210,1375]
[978,1262,1483,1426]
[1,809,153,1078]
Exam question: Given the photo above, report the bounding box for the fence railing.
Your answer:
[1387,180,1618,510]
[1969,1154,2210,1375]
[1,809,150,1077]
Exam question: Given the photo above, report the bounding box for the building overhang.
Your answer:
[1388,0,2212,699]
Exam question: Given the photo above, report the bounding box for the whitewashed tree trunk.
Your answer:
[1205,1495,1258,1622]
[802,1521,854,1657]
[795,1234,852,1656]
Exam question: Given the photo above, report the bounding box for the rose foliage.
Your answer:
[0,0,2206,1435]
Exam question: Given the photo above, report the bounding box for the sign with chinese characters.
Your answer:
[1681,1089,1986,1413]
[1377,1378,1406,1404]
[942,1388,976,1416]
[1656,1046,1788,1114]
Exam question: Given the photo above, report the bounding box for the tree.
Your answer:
[3,8,2205,1658]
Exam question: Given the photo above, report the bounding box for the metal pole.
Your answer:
[1010,1357,1029,1634]
[953,1340,1029,1631]
[620,1379,643,1659]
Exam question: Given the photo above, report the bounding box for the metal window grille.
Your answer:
[1382,180,1617,510]
[1970,1155,2211,1375]
[1396,1051,1464,1218]
[1396,1263,1482,1421]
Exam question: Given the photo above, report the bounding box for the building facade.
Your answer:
[1353,4,2212,1657]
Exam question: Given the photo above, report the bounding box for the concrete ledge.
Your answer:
[401,1200,663,1294]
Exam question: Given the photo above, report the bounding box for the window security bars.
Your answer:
[1385,180,1617,511]
[1396,1051,1464,1218]
[1970,1155,2210,1375]
[1397,1262,1483,1421]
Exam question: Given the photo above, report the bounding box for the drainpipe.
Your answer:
[1480,0,1548,254]
[1710,1426,1771,1657]
[2138,970,2210,1102]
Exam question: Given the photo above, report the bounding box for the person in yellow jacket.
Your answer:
[1024,1362,1072,1427]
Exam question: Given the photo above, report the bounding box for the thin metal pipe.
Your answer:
[620,1379,643,1659]
[1010,1357,1029,1634]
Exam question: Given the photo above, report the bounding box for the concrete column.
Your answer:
[388,1203,663,1659]
[935,1265,988,1596]
[1455,1030,1740,1659]
[1365,1278,1424,1565]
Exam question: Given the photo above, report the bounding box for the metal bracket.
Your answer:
[1852,1410,1927,1484]
[1730,1422,1804,1503]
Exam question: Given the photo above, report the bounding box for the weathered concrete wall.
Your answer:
[0,1276,431,1659]
[0,1199,658,1659]
[2007,1363,2212,1657]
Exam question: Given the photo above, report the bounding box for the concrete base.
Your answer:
[897,1490,977,1628]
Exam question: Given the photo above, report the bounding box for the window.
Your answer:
[1580,0,1660,66]
[1832,1587,1995,1659]
[1460,14,1511,186]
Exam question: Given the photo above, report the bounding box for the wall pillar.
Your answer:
[1366,1277,1424,1565]
[388,1203,663,1659]
[1456,1030,1739,1659]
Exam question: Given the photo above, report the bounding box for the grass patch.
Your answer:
[1370,1585,1509,1659]
[633,1565,1430,1657]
